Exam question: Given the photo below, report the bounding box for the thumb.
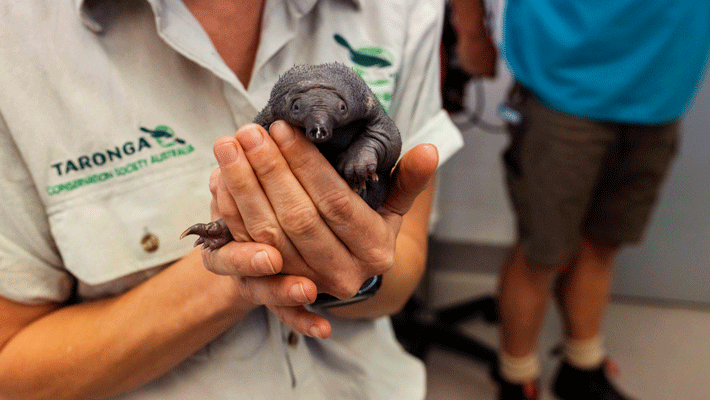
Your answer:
[383,143,439,216]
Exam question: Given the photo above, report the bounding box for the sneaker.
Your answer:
[552,359,633,400]
[498,378,539,400]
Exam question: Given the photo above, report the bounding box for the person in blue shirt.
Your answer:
[451,0,710,399]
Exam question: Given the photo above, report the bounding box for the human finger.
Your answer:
[238,274,318,307]
[269,121,393,275]
[215,177,250,241]
[201,240,282,277]
[381,143,439,218]
[213,134,276,236]
[267,305,332,339]
[213,132,313,280]
[234,123,363,298]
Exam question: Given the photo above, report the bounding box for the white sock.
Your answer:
[564,335,605,370]
[499,351,540,383]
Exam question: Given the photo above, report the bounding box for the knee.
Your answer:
[510,245,567,282]
[514,243,571,278]
[580,236,619,264]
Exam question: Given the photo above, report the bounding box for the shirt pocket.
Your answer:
[46,160,214,288]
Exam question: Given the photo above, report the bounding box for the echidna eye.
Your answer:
[338,101,347,113]
[290,99,303,116]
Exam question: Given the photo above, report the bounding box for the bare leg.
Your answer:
[554,236,618,341]
[550,239,632,400]
[498,245,565,357]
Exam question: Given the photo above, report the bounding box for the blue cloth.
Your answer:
[503,0,710,124]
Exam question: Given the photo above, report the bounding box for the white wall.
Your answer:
[433,72,514,245]
[613,70,710,304]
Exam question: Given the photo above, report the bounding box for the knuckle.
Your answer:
[226,249,247,275]
[201,249,219,273]
[267,305,287,321]
[331,279,361,300]
[289,150,320,175]
[229,228,251,243]
[279,204,321,236]
[219,203,239,220]
[254,155,283,180]
[318,188,355,221]
[238,279,255,304]
[365,245,395,273]
[220,167,250,197]
[268,281,290,305]
[248,222,283,247]
[268,306,302,333]
[226,176,250,196]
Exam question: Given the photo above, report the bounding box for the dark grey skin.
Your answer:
[182,63,402,250]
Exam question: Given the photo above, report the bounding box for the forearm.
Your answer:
[450,0,488,36]
[450,0,497,77]
[0,249,251,400]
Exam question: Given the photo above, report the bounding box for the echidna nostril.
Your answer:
[309,127,326,140]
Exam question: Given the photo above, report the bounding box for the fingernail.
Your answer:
[270,121,295,147]
[236,126,264,151]
[290,283,308,303]
[214,142,238,165]
[308,325,323,338]
[251,251,276,274]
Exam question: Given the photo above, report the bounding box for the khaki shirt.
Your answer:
[0,0,463,398]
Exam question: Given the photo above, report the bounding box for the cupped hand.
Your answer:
[204,121,437,337]
[214,121,400,297]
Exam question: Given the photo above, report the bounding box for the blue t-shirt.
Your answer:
[503,0,710,124]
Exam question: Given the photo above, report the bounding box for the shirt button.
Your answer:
[141,233,159,253]
[287,331,299,346]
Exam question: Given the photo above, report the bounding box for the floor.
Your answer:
[421,270,710,400]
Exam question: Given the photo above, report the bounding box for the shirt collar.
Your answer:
[75,0,361,33]
[289,0,362,15]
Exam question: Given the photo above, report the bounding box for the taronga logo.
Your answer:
[46,125,195,196]
[334,34,396,113]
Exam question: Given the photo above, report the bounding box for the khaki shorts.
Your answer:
[503,83,679,267]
